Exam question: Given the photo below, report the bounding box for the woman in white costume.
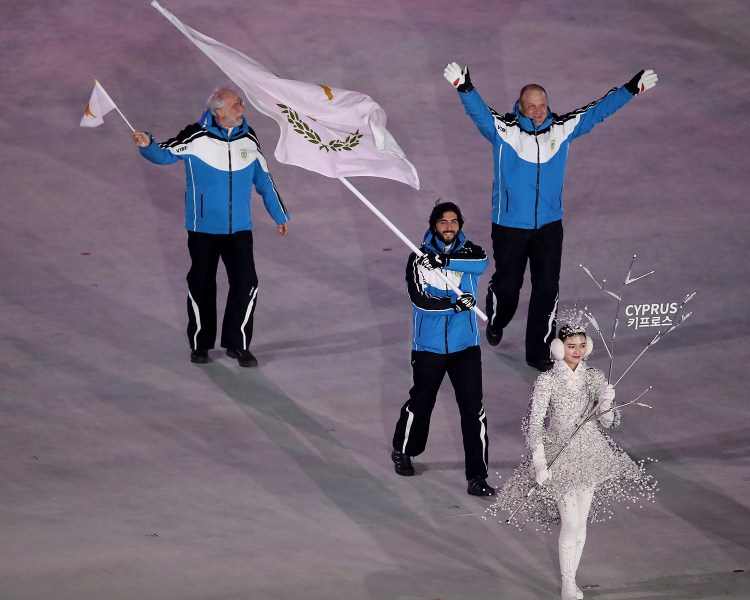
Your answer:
[488,321,657,599]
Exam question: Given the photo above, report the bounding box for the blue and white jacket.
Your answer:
[406,230,489,354]
[459,85,635,229]
[140,111,289,234]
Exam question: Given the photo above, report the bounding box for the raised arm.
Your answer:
[567,69,659,140]
[444,62,504,143]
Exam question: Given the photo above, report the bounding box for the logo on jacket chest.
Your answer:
[240,148,249,160]
[423,268,463,288]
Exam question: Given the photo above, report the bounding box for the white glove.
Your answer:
[626,69,658,94]
[598,383,615,413]
[532,444,550,485]
[443,62,472,91]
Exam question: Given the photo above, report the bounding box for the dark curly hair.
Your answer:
[428,200,464,232]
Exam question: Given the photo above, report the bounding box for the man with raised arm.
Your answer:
[443,64,657,371]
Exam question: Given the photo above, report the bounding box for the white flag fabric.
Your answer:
[80,81,117,127]
[151,1,419,189]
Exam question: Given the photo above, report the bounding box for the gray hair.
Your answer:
[206,86,238,116]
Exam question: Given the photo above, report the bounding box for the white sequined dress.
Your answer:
[488,360,657,530]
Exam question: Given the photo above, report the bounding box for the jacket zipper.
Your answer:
[444,315,449,353]
[534,126,540,229]
[227,141,233,233]
[444,278,450,353]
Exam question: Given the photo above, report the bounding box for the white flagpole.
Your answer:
[94,80,135,132]
[339,177,488,321]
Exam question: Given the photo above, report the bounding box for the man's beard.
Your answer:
[435,231,456,245]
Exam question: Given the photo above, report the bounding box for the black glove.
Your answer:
[453,293,476,313]
[624,69,658,95]
[443,62,474,93]
[417,253,449,270]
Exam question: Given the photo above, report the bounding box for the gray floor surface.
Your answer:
[1,1,748,598]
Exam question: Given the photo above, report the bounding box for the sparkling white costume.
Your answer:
[488,360,657,530]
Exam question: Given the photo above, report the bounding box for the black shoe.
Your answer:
[226,348,258,367]
[190,349,209,364]
[486,324,503,346]
[391,449,415,476]
[526,358,554,372]
[467,476,495,497]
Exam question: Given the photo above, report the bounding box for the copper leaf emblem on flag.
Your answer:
[277,104,362,153]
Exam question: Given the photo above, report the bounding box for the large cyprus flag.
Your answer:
[151,1,419,189]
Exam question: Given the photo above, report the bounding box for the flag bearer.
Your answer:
[391,201,495,497]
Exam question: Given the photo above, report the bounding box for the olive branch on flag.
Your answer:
[150,0,474,318]
[277,104,362,152]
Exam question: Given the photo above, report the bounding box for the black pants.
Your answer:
[392,346,489,481]
[485,220,563,363]
[186,230,258,351]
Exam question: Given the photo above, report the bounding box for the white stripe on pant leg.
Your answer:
[401,406,414,454]
[544,294,559,343]
[478,407,488,472]
[240,286,258,349]
[188,290,202,349]
[489,287,498,327]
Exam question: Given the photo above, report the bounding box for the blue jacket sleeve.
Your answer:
[568,85,634,141]
[252,162,290,226]
[458,89,501,144]
[139,133,181,165]
[406,253,455,314]
[444,241,489,276]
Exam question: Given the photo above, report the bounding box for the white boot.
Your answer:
[573,536,585,599]
[559,543,578,600]
[572,488,594,600]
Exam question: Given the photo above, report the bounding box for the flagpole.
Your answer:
[338,177,488,321]
[94,80,135,132]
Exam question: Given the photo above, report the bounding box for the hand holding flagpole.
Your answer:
[339,177,488,321]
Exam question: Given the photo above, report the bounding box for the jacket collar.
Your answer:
[423,229,466,254]
[199,109,249,139]
[553,358,587,383]
[513,100,553,133]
